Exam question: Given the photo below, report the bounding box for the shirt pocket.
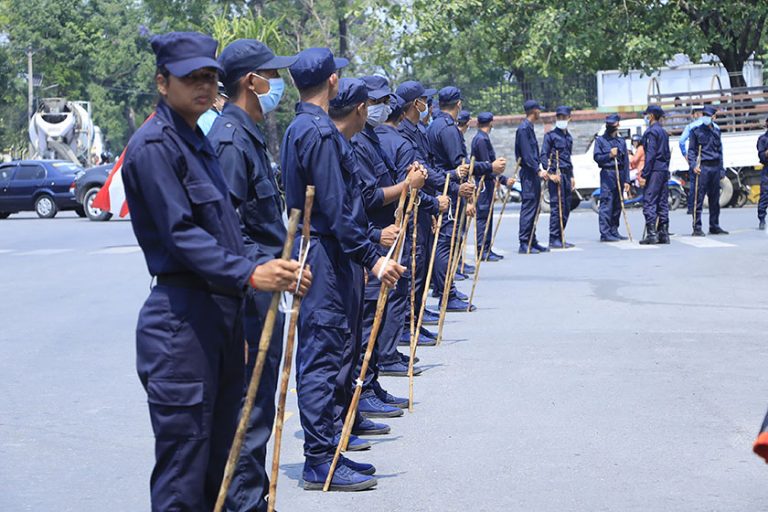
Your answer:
[247,176,281,223]
[185,180,225,236]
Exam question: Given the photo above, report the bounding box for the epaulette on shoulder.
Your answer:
[310,116,335,139]
[144,117,168,143]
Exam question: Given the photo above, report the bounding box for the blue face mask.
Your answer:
[702,116,712,126]
[254,76,285,115]
[417,100,429,121]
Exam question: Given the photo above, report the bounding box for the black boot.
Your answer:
[639,223,658,245]
[657,222,670,244]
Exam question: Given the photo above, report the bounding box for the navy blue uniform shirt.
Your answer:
[687,124,724,170]
[540,127,573,172]
[398,117,445,197]
[758,130,768,168]
[376,124,439,215]
[471,130,497,206]
[429,111,492,179]
[641,122,671,173]
[351,125,398,235]
[122,100,257,294]
[207,102,286,262]
[594,132,630,183]
[515,118,540,171]
[280,102,382,270]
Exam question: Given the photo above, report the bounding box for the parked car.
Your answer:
[0,160,85,218]
[73,163,113,221]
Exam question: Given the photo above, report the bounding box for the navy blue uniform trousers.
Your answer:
[692,165,722,230]
[599,169,622,237]
[759,172,768,222]
[548,172,572,243]
[642,171,670,225]
[518,168,541,246]
[136,284,244,512]
[226,290,284,512]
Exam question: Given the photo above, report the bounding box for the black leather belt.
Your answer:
[700,160,720,166]
[156,273,243,298]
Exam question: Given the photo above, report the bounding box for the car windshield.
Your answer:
[51,162,82,175]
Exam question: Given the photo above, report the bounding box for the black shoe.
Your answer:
[639,224,658,245]
[657,223,670,244]
[533,242,550,253]
[692,229,705,237]
[709,226,729,235]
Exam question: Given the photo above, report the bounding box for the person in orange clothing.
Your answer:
[630,134,646,188]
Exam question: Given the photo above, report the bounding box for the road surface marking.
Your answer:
[609,242,659,250]
[676,237,735,248]
[90,246,142,255]
[14,249,74,256]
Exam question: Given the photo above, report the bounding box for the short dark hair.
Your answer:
[224,79,242,100]
[439,100,460,110]
[329,103,361,120]
[298,79,330,100]
[477,121,491,128]
[155,66,170,79]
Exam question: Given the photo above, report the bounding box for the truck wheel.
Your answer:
[35,195,57,218]
[84,187,112,221]
[668,189,681,211]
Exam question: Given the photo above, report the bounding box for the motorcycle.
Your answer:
[673,167,750,209]
[590,175,685,213]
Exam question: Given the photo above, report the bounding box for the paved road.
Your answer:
[1,204,767,511]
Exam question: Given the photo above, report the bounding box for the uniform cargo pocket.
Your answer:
[309,309,350,332]
[147,379,205,439]
[186,181,224,204]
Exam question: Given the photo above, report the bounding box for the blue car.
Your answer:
[0,160,85,218]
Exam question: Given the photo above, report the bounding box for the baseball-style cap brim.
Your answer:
[368,88,392,100]
[166,56,224,77]
[334,57,350,70]
[423,88,437,97]
[258,54,299,70]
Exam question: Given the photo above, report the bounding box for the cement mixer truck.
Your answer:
[28,98,104,166]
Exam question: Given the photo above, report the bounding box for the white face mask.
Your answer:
[416,100,429,121]
[367,103,391,127]
[555,120,568,130]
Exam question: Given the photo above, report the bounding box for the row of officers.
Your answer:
[120,30,747,512]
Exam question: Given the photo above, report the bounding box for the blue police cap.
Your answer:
[605,113,621,124]
[555,105,571,117]
[329,78,368,110]
[396,81,428,103]
[388,94,406,120]
[438,86,462,104]
[702,105,717,116]
[151,32,222,77]
[360,75,392,100]
[644,104,665,117]
[218,39,297,88]
[523,99,542,113]
[477,111,494,124]
[432,103,441,115]
[457,110,471,124]
[289,47,349,90]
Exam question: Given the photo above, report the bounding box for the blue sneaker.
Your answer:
[533,242,549,253]
[333,432,371,452]
[490,250,504,260]
[420,326,437,340]
[399,331,437,347]
[341,455,376,475]
[483,252,502,262]
[454,272,467,281]
[399,351,419,364]
[462,263,475,274]
[549,239,564,249]
[446,297,476,312]
[359,390,403,418]
[611,231,628,240]
[353,416,391,435]
[374,388,409,409]
[454,289,468,301]
[600,235,620,242]
[380,360,423,376]
[519,244,541,254]
[303,461,377,491]
[422,308,439,325]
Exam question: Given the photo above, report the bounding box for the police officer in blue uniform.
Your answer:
[757,118,768,230]
[123,32,307,511]
[688,106,729,236]
[457,109,471,135]
[281,50,404,492]
[206,38,298,512]
[593,114,630,242]
[472,111,509,259]
[396,81,453,334]
[427,86,479,311]
[351,75,426,415]
[541,106,575,249]
[377,93,449,366]
[516,99,549,253]
[639,105,672,245]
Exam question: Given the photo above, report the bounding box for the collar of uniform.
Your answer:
[433,110,453,124]
[220,102,265,146]
[375,124,397,135]
[399,118,418,133]
[361,124,381,143]
[554,127,567,135]
[156,100,209,154]
[295,101,329,119]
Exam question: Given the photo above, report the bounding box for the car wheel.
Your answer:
[75,206,86,218]
[35,195,57,218]
[668,188,682,211]
[84,187,112,221]
[541,190,551,214]
[0,212,10,219]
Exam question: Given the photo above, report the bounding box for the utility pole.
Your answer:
[26,47,34,119]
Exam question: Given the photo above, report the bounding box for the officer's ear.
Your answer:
[328,73,340,100]
[155,72,169,97]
